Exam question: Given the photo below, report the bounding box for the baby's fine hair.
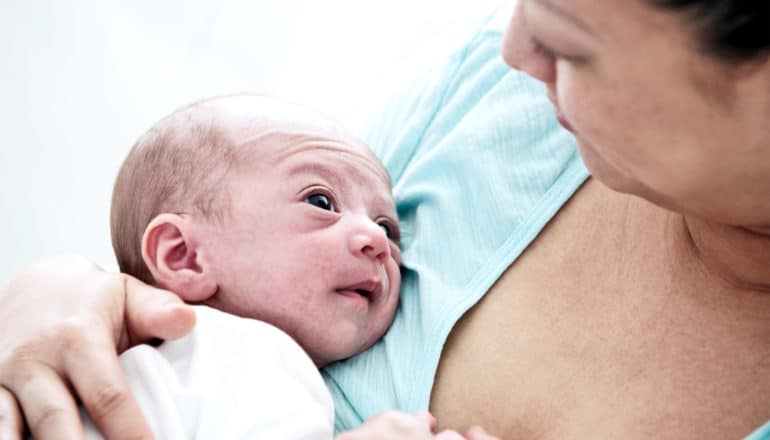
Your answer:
[110,99,238,284]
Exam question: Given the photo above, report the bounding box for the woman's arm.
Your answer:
[0,255,196,439]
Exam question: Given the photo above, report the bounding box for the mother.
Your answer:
[2,1,770,438]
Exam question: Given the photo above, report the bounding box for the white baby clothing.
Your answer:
[83,306,334,439]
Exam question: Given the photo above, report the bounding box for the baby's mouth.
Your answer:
[336,278,384,303]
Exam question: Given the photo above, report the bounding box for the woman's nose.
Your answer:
[501,2,556,85]
[348,218,390,262]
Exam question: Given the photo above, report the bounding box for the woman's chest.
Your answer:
[430,181,770,439]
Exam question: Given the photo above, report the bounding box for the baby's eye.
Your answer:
[305,193,335,211]
[378,221,398,242]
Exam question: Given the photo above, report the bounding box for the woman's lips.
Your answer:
[554,107,574,132]
[546,91,574,133]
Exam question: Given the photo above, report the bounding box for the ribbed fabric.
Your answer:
[321,15,588,433]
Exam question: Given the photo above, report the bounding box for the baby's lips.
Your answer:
[338,277,382,303]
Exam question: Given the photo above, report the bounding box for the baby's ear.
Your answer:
[141,213,217,302]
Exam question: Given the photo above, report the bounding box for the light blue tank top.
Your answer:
[321,13,770,440]
[321,17,587,430]
[748,420,770,440]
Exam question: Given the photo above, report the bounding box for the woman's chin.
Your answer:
[576,142,640,194]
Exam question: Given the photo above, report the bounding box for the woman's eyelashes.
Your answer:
[531,36,584,63]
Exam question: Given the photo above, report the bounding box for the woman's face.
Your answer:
[502,0,770,226]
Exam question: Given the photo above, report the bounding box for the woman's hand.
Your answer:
[0,255,196,439]
[335,411,499,440]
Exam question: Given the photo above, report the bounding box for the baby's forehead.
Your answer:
[181,94,392,188]
[240,130,391,189]
[196,96,363,151]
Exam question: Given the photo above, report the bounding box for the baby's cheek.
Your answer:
[388,240,401,260]
[392,267,402,294]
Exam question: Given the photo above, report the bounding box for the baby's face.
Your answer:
[201,124,401,366]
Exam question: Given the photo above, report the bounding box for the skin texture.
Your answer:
[500,0,770,288]
[164,97,401,366]
[2,1,770,439]
[141,96,403,367]
[429,0,770,438]
[200,139,401,366]
[502,0,770,228]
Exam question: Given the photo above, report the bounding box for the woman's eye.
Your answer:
[531,37,559,60]
[531,36,584,64]
[305,193,335,211]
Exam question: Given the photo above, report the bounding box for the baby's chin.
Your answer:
[304,339,363,368]
[315,334,385,367]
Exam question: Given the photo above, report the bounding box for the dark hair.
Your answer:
[650,0,770,61]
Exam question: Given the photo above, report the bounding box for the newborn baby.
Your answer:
[87,94,402,439]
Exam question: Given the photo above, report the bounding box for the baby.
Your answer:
[86,94,402,439]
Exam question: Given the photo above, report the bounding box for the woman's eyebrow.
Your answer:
[531,0,596,36]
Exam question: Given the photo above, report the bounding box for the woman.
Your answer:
[2,1,769,438]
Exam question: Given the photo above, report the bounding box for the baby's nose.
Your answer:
[349,219,390,262]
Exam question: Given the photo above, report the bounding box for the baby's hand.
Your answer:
[462,425,500,440]
[334,410,499,440]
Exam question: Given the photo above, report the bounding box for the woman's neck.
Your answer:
[682,216,770,293]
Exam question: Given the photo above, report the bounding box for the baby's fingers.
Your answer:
[464,426,500,440]
[435,429,465,439]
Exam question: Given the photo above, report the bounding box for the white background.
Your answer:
[0,0,508,285]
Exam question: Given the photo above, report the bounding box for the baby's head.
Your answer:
[111,94,401,366]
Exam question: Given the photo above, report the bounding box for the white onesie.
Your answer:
[83,306,334,439]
